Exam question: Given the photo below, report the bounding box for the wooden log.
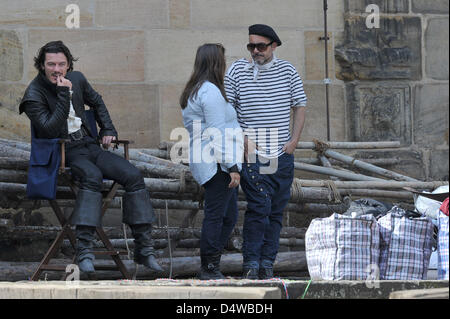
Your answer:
[0,178,410,209]
[0,169,28,184]
[294,179,448,190]
[294,162,384,181]
[62,236,305,251]
[295,157,400,166]
[0,157,29,170]
[160,140,402,150]
[61,238,204,250]
[0,178,200,196]
[129,160,194,181]
[124,147,402,168]
[0,144,30,160]
[0,225,306,241]
[340,189,413,200]
[323,149,418,182]
[0,191,348,213]
[137,148,170,159]
[0,251,307,281]
[318,155,339,181]
[296,141,401,149]
[115,146,189,170]
[0,138,31,152]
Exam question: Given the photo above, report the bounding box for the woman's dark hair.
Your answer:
[180,43,228,109]
[33,40,78,73]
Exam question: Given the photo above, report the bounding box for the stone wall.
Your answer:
[0,0,345,144]
[336,0,449,180]
[0,0,448,179]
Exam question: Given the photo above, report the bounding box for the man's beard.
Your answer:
[252,54,270,65]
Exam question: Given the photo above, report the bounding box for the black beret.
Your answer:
[248,24,282,46]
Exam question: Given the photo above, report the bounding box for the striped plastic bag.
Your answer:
[378,207,434,280]
[305,213,380,280]
[437,211,449,280]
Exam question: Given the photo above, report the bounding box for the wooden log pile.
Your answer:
[0,137,448,279]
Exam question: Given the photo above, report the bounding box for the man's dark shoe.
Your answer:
[197,255,225,280]
[258,267,274,280]
[78,258,95,274]
[135,254,163,272]
[243,267,259,280]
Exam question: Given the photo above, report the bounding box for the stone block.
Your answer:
[0,108,31,141]
[412,0,449,14]
[191,0,343,30]
[91,84,160,148]
[0,0,93,27]
[300,84,346,142]
[346,83,412,145]
[425,18,449,80]
[145,29,304,84]
[304,31,334,81]
[0,83,27,112]
[345,0,409,13]
[390,287,449,299]
[159,84,184,143]
[0,282,281,299]
[95,0,169,28]
[0,30,23,81]
[170,0,190,29]
[335,17,422,81]
[430,149,449,181]
[28,30,145,82]
[413,84,449,148]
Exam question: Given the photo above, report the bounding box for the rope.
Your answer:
[165,200,173,279]
[325,180,342,203]
[119,198,132,261]
[291,178,304,203]
[300,279,312,299]
[312,138,330,154]
[120,197,137,280]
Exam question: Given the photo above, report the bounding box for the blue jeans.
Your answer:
[201,168,239,257]
[240,153,294,269]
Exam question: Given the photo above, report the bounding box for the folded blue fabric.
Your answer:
[26,136,61,200]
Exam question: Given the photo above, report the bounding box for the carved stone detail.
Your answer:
[335,17,422,81]
[347,83,411,145]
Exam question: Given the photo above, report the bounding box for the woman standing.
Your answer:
[180,44,244,280]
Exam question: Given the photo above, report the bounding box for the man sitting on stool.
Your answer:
[19,40,163,274]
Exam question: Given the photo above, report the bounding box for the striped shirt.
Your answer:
[224,56,307,158]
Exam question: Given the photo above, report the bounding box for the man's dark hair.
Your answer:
[33,40,78,73]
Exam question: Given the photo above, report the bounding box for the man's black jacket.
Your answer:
[19,71,117,139]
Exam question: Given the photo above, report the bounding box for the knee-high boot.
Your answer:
[71,189,103,274]
[75,225,96,273]
[123,189,162,272]
[130,223,163,272]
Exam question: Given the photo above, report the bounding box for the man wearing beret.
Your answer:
[225,24,307,279]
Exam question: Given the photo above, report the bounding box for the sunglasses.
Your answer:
[246,41,274,52]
